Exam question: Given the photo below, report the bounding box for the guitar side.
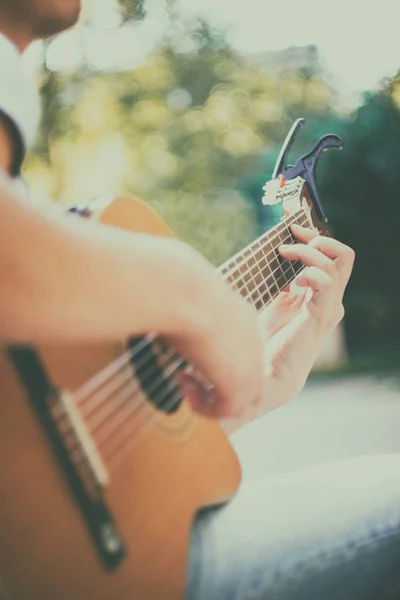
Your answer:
[0,195,241,600]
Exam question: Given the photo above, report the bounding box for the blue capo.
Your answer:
[272,118,343,223]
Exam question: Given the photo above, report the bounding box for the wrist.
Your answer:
[151,238,219,339]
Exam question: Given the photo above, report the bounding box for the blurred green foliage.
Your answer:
[25,0,400,360]
[118,0,147,21]
[25,11,343,266]
[319,76,400,358]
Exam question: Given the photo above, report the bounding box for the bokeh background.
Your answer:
[1,6,399,579]
[22,0,400,369]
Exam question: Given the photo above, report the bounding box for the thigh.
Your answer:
[186,455,400,600]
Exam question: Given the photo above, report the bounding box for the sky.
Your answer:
[180,0,400,99]
[24,0,400,108]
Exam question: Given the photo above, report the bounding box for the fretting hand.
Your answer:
[180,225,355,434]
[222,224,355,433]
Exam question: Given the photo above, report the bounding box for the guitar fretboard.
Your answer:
[60,202,316,487]
[219,207,310,311]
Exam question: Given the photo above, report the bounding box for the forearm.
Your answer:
[0,175,210,344]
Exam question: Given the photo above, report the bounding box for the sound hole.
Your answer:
[128,337,182,414]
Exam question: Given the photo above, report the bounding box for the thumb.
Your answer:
[175,370,219,419]
[291,224,318,243]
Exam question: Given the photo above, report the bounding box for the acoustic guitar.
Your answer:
[0,120,342,599]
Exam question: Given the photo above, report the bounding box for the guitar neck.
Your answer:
[219,206,311,311]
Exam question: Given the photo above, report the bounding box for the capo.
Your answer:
[272,118,343,223]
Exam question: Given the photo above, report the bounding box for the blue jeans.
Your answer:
[186,455,400,599]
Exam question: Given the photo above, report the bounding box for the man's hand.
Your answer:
[171,270,265,421]
[183,225,355,434]
[279,224,354,332]
[0,164,353,434]
[259,225,355,395]
[0,172,265,420]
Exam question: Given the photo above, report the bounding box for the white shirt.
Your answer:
[0,33,41,173]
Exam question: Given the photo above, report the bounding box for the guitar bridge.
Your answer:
[58,391,110,490]
[7,347,126,571]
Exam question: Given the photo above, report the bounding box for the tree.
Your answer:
[318,75,400,357]
[25,4,346,268]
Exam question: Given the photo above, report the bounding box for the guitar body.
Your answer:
[0,196,241,600]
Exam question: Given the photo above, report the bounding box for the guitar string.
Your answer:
[96,262,307,470]
[86,350,181,441]
[57,235,304,474]
[54,237,306,477]
[53,338,187,472]
[76,224,304,421]
[60,352,184,465]
[55,213,309,471]
[74,208,308,410]
[75,215,307,421]
[67,267,297,451]
[72,333,158,407]
[52,209,312,478]
[55,257,305,481]
[218,209,305,280]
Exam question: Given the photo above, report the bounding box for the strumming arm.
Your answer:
[0,119,269,428]
[0,120,221,344]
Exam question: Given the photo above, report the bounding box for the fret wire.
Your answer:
[248,210,303,275]
[237,242,285,300]
[77,260,305,472]
[276,226,295,281]
[247,243,266,310]
[250,213,305,280]
[242,242,293,302]
[259,215,307,284]
[75,207,309,408]
[239,237,296,308]
[65,205,312,465]
[219,208,304,281]
[243,251,307,309]
[270,216,307,289]
[244,246,301,295]
[77,248,307,459]
[222,227,285,294]
[234,230,294,299]
[224,225,296,287]
[228,209,311,311]
[261,240,280,299]
[222,209,309,289]
[252,239,274,306]
[250,243,264,304]
[274,226,296,290]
